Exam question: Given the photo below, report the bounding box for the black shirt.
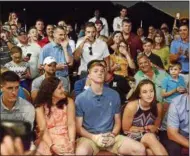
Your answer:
[146,52,164,69]
[107,74,130,105]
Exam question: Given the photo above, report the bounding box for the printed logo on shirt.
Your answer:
[113,82,117,87]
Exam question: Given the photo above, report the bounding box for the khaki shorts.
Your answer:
[76,135,125,155]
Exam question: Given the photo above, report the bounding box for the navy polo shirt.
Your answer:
[75,87,121,134]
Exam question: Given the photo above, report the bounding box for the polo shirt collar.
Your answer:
[88,87,106,98]
[168,75,180,82]
[1,95,20,111]
[52,42,63,51]
[138,67,159,77]
[178,37,188,44]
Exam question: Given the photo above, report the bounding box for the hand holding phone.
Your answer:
[0,120,32,151]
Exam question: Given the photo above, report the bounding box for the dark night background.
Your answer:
[1,1,181,34]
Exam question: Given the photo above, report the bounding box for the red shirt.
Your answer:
[124,33,143,60]
[38,37,50,48]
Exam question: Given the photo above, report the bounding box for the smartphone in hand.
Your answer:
[0,120,32,151]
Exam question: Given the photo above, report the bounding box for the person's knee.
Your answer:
[132,142,146,155]
[142,133,157,144]
[119,141,146,155]
[76,146,93,155]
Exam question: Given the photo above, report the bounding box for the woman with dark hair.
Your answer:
[35,77,76,155]
[152,29,170,71]
[108,31,135,77]
[107,31,124,54]
[122,79,168,155]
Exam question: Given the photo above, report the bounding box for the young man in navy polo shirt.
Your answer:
[75,60,145,155]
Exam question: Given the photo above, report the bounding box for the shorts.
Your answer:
[76,135,125,155]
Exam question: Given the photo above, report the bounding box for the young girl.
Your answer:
[122,79,168,155]
[4,46,31,91]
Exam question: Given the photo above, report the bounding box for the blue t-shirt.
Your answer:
[170,38,189,72]
[75,87,121,134]
[162,75,186,103]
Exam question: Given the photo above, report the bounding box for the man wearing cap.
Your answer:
[17,28,41,79]
[89,9,109,37]
[74,22,110,78]
[39,26,73,85]
[75,60,146,155]
[31,56,69,102]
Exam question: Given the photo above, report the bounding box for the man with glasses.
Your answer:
[74,22,110,78]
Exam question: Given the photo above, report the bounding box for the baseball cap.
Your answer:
[17,28,26,36]
[43,56,57,65]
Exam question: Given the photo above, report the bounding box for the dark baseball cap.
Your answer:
[17,28,26,36]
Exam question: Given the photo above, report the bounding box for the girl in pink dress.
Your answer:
[34,77,76,155]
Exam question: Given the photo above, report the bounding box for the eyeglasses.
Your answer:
[89,47,93,55]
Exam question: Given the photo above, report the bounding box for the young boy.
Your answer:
[142,38,164,69]
[161,62,186,105]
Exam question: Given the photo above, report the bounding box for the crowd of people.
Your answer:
[0,6,189,156]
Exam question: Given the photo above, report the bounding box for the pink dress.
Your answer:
[36,105,73,155]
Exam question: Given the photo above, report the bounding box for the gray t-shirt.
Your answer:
[1,96,35,129]
[31,74,69,93]
[75,87,121,134]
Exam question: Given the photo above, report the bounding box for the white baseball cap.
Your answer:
[43,56,57,65]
